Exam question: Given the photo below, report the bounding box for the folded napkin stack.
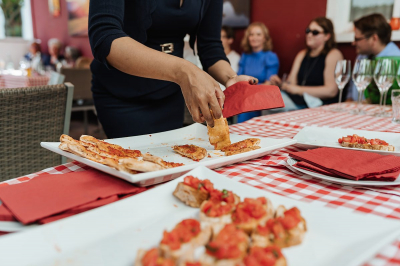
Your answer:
[290,147,400,181]
[222,81,284,118]
[0,169,146,225]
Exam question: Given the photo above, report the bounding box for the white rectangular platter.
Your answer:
[41,123,296,186]
[0,166,399,266]
[293,126,400,156]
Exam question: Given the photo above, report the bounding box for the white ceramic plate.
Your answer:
[0,166,399,266]
[41,123,296,186]
[287,157,400,186]
[293,126,400,156]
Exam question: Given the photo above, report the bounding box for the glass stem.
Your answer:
[383,90,388,109]
[379,90,384,115]
[357,90,362,113]
[338,87,343,108]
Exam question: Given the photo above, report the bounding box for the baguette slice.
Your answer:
[173,145,207,161]
[173,182,210,208]
[207,116,231,150]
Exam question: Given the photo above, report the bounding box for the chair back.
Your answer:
[0,83,73,181]
[75,57,93,69]
[61,68,92,101]
[47,71,66,85]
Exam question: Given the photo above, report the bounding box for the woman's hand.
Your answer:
[179,65,224,127]
[281,83,302,95]
[225,75,258,88]
[269,75,281,86]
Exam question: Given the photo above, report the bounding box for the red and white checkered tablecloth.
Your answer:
[0,73,49,88]
[2,103,400,265]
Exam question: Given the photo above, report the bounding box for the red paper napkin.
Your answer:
[222,81,284,118]
[289,147,400,181]
[0,169,146,224]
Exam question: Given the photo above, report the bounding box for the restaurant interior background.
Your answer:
[1,0,399,75]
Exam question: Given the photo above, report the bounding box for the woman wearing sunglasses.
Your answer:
[269,17,343,109]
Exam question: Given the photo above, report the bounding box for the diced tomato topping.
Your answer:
[183,176,214,193]
[185,263,201,266]
[205,224,247,260]
[255,224,271,236]
[209,189,236,204]
[267,219,285,238]
[338,138,343,143]
[141,248,175,266]
[243,246,283,266]
[161,219,201,250]
[342,137,351,142]
[201,200,234,217]
[232,198,267,224]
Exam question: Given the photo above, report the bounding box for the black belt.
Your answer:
[146,41,184,55]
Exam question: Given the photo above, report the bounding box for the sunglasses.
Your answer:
[305,28,324,36]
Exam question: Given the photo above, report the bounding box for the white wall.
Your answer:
[0,38,31,67]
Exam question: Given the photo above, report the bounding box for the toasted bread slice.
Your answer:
[173,182,209,208]
[207,116,231,150]
[173,145,207,161]
[224,146,261,156]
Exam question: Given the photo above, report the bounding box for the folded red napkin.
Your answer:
[290,147,400,181]
[222,81,284,118]
[0,169,146,224]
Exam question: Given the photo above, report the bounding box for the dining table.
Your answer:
[0,70,50,88]
[1,102,400,265]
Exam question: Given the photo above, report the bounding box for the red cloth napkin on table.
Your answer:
[222,81,284,118]
[289,147,400,181]
[0,169,146,225]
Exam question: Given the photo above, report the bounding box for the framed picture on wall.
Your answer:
[67,0,89,36]
[327,0,400,42]
[222,0,250,28]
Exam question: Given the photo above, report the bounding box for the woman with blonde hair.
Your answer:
[269,17,343,109]
[237,22,279,122]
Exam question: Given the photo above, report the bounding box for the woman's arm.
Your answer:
[282,49,343,98]
[264,52,279,84]
[89,0,223,126]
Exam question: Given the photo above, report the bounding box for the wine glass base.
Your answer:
[350,109,366,115]
[330,107,346,112]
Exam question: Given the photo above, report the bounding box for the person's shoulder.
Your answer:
[263,51,279,65]
[325,48,343,62]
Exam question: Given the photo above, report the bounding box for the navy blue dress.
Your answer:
[89,0,228,138]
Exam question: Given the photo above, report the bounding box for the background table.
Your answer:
[0,72,49,88]
[1,102,400,265]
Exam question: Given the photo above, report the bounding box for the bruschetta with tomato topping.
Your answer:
[200,224,249,266]
[231,197,274,234]
[173,176,215,208]
[173,145,208,161]
[134,248,175,266]
[240,246,287,266]
[160,219,211,262]
[199,189,240,235]
[338,134,395,151]
[251,206,306,248]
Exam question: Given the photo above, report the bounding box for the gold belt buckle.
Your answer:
[160,43,174,54]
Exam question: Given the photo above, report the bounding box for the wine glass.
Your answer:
[374,59,395,117]
[352,59,372,114]
[332,60,351,111]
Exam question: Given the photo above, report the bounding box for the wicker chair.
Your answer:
[0,83,73,181]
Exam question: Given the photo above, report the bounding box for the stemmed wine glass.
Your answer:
[332,60,351,111]
[352,59,372,114]
[374,59,395,117]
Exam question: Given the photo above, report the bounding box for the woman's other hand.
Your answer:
[269,74,281,86]
[281,83,302,95]
[179,64,224,127]
[225,75,258,88]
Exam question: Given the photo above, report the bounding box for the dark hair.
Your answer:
[307,17,337,54]
[241,22,273,53]
[354,13,391,45]
[221,25,235,40]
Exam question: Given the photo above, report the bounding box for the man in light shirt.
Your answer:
[347,13,400,102]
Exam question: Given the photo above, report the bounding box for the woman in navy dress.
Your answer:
[237,22,279,123]
[89,0,258,138]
